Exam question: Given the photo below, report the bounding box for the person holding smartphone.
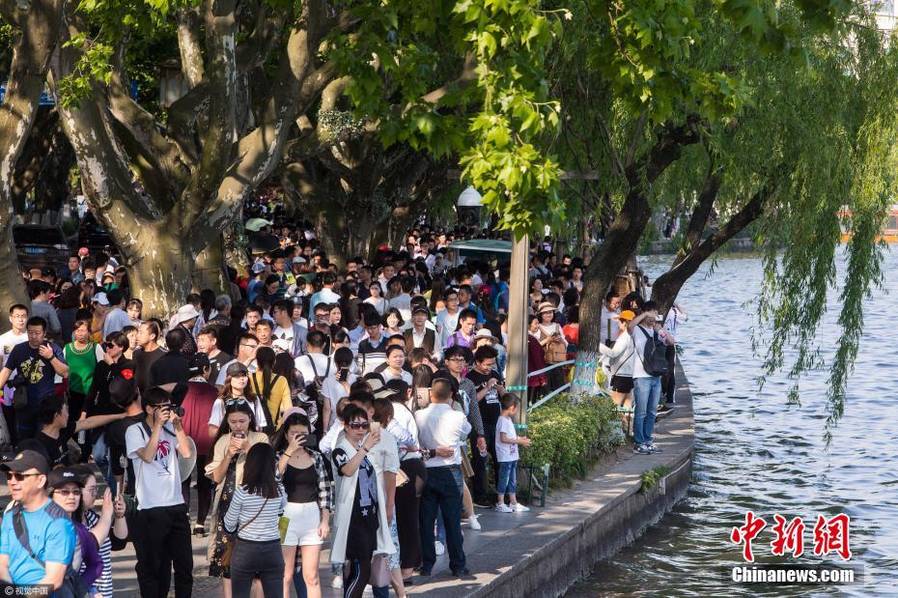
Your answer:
[273,412,333,598]
[204,400,269,598]
[124,387,194,598]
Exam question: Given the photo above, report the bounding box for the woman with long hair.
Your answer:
[251,347,292,432]
[205,400,270,598]
[273,413,333,598]
[330,405,395,598]
[426,278,446,314]
[380,388,426,584]
[208,362,269,439]
[410,365,433,412]
[223,443,286,597]
[320,347,356,430]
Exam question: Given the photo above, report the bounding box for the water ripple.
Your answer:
[567,251,897,597]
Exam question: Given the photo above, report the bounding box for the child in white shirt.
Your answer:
[494,394,531,513]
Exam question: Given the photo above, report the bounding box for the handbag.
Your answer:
[278,516,291,543]
[220,498,269,568]
[370,554,392,587]
[543,337,567,364]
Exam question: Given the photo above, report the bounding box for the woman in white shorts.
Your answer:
[274,410,334,598]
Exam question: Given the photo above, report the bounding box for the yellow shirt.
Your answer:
[250,372,293,429]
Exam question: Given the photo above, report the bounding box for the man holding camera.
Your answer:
[0,316,68,440]
[125,386,194,598]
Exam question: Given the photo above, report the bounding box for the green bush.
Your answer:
[521,392,625,486]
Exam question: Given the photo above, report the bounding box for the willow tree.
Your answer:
[49,0,562,316]
[552,1,898,433]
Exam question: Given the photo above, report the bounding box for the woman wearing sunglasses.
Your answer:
[205,398,269,598]
[208,362,270,439]
[330,405,395,598]
[48,467,103,595]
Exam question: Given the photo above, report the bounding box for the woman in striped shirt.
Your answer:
[79,467,129,598]
[224,442,287,597]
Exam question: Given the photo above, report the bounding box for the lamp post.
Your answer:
[506,234,530,426]
[456,186,484,228]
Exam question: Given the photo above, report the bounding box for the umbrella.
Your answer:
[245,217,273,232]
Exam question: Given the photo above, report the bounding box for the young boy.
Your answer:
[495,394,532,513]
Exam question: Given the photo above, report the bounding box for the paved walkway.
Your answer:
[1,370,694,597]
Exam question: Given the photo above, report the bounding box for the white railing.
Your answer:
[526,360,575,412]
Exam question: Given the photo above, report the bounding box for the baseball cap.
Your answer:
[412,306,429,317]
[251,262,266,274]
[617,310,636,322]
[92,292,110,306]
[292,256,307,265]
[189,353,211,375]
[1,449,49,475]
[226,362,250,378]
[48,466,85,489]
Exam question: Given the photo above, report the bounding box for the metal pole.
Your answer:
[506,234,530,425]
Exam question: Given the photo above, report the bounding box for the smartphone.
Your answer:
[370,421,381,434]
[233,431,246,440]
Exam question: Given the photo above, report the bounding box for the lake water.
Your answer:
[566,250,898,597]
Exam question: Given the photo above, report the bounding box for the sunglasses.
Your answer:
[348,421,370,430]
[6,472,42,482]
[55,489,82,497]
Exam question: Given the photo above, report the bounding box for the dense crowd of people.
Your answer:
[0,218,684,597]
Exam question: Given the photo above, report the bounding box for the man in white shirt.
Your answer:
[308,272,341,315]
[0,304,28,445]
[387,276,415,323]
[294,330,332,386]
[102,289,132,336]
[125,387,194,597]
[216,332,259,387]
[435,288,461,349]
[271,300,307,357]
[415,379,471,577]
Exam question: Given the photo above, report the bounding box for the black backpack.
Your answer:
[637,326,669,377]
[11,502,88,597]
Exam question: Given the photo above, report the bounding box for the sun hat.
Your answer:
[537,301,556,314]
[473,328,499,343]
[172,304,201,326]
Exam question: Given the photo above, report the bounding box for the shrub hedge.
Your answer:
[521,392,625,485]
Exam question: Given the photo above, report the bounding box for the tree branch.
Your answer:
[177,7,205,88]
[681,157,722,255]
[652,182,773,313]
[420,53,477,105]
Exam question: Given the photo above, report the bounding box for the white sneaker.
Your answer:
[466,515,482,530]
[511,503,530,512]
[435,540,446,555]
[331,575,343,589]
[495,503,514,513]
